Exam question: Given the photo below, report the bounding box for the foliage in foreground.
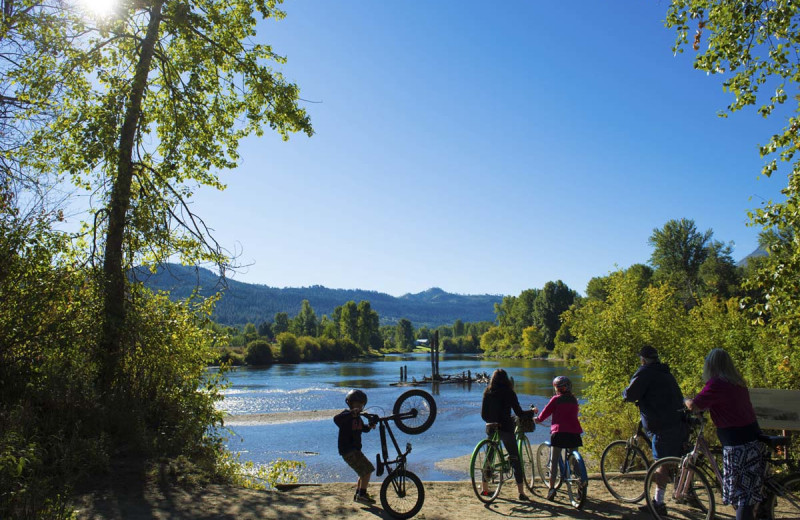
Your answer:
[0,201,235,518]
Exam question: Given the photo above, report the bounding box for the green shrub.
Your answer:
[245,340,273,366]
[298,336,321,361]
[277,332,301,363]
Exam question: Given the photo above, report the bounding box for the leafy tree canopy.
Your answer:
[666,1,800,340]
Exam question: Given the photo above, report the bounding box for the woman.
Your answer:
[533,375,583,501]
[480,368,531,501]
[685,348,765,520]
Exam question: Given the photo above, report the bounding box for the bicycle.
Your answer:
[761,436,800,520]
[469,408,537,504]
[535,441,589,509]
[600,420,652,503]
[643,412,800,520]
[361,389,437,519]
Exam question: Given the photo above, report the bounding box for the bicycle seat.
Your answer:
[485,423,500,435]
[758,434,788,449]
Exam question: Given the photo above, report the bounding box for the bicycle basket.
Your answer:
[516,411,535,433]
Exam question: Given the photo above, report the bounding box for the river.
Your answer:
[217,353,584,483]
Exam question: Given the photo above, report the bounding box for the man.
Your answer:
[623,344,687,515]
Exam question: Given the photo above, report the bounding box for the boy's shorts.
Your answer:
[343,450,375,477]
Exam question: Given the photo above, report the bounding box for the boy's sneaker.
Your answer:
[354,491,376,505]
[637,502,667,516]
[546,488,557,501]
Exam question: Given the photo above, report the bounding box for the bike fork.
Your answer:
[674,459,693,501]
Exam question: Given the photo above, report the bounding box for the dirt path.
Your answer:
[73,476,680,520]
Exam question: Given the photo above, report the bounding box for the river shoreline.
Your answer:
[224,409,341,426]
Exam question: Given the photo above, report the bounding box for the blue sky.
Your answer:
[188,0,786,297]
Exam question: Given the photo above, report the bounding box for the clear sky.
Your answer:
[186,0,785,297]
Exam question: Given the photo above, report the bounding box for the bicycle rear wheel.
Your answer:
[519,437,536,492]
[393,389,437,435]
[470,439,504,504]
[768,473,800,520]
[600,440,649,503]
[380,469,424,519]
[644,457,715,520]
[565,451,587,510]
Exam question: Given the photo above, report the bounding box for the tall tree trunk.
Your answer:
[99,0,164,391]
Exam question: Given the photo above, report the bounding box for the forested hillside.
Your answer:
[134,264,503,327]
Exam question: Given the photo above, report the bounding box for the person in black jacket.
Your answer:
[480,369,531,502]
[623,345,687,515]
[334,389,376,504]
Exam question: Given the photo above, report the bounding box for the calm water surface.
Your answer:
[217,353,584,482]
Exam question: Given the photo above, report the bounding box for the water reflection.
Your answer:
[335,365,379,377]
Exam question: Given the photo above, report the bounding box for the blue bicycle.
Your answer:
[535,441,589,509]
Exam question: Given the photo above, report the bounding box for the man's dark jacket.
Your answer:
[623,361,684,434]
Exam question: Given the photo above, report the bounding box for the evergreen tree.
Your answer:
[292,299,318,337]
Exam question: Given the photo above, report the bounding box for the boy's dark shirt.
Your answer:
[481,386,524,432]
[334,409,371,456]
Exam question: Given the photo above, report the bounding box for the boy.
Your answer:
[334,389,376,504]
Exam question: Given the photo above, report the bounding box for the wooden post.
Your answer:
[430,337,435,380]
[433,331,440,380]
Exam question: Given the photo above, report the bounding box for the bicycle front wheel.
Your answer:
[600,440,649,503]
[768,473,800,520]
[470,439,504,504]
[380,469,424,519]
[565,451,587,510]
[519,437,536,492]
[536,442,562,489]
[393,389,437,435]
[644,457,715,520]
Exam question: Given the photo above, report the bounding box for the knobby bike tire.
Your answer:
[519,437,536,493]
[565,451,587,510]
[768,472,800,520]
[470,439,504,504]
[644,456,715,520]
[393,389,437,435]
[380,469,425,519]
[600,440,649,503]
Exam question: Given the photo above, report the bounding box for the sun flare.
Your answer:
[78,0,117,18]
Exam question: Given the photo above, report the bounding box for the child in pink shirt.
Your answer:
[533,376,583,500]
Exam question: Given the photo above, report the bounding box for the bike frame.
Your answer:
[490,424,532,473]
[363,410,416,477]
[484,428,513,480]
[542,441,589,483]
[676,416,723,498]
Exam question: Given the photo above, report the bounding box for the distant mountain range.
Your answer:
[134,264,503,328]
[737,246,768,266]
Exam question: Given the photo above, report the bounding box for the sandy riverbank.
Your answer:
[223,409,341,426]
